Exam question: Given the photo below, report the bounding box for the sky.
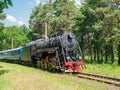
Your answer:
[3,0,82,27]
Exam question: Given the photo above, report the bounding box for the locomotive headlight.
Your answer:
[67,56,70,60]
[79,56,82,60]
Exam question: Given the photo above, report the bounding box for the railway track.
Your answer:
[77,72,120,87]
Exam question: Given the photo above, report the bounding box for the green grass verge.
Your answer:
[84,63,120,78]
[0,62,108,90]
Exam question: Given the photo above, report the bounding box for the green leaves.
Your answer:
[2,25,30,50]
[29,0,78,40]
[0,0,13,13]
[73,0,120,63]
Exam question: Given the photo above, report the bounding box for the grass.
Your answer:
[83,56,120,78]
[84,63,120,78]
[0,62,110,90]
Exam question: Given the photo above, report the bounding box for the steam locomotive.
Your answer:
[0,30,86,72]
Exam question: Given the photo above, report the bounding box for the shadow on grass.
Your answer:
[1,61,63,74]
[0,70,9,76]
[0,66,3,68]
[34,67,63,74]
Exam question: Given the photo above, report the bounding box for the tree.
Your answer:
[118,42,120,64]
[3,26,30,49]
[0,22,5,50]
[0,0,13,50]
[29,0,77,40]
[114,0,120,65]
[29,2,54,40]
[73,1,97,63]
[74,0,120,64]
[0,0,13,13]
[52,0,77,31]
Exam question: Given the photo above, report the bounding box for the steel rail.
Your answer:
[77,72,120,86]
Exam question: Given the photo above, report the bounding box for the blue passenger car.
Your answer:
[0,51,4,60]
[0,47,23,61]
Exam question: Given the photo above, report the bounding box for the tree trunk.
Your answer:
[80,38,84,60]
[111,43,114,64]
[105,54,108,63]
[97,49,100,63]
[87,38,93,63]
[105,45,108,63]
[100,50,104,63]
[90,45,93,63]
[118,44,120,65]
[93,47,96,62]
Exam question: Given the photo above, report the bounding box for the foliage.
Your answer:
[0,0,13,13]
[73,0,120,64]
[29,0,77,40]
[2,25,30,49]
[0,0,13,50]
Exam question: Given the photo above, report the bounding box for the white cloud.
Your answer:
[6,14,26,26]
[18,21,25,26]
[35,0,40,5]
[6,14,17,23]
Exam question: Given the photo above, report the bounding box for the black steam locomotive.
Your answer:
[0,30,86,72]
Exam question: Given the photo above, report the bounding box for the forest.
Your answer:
[0,0,120,64]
